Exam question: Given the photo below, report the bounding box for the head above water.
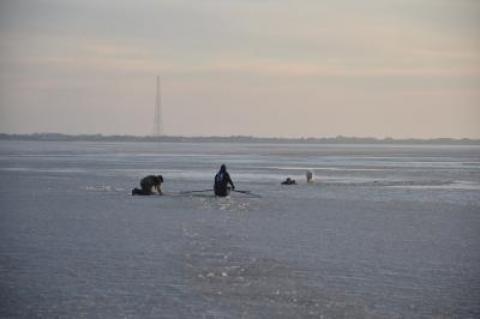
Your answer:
[220,164,226,172]
[306,170,313,182]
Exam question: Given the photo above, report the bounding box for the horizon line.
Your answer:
[1,132,479,144]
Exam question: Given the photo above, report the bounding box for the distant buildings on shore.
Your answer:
[0,133,478,145]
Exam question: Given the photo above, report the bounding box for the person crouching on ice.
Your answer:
[132,175,164,195]
[214,164,235,197]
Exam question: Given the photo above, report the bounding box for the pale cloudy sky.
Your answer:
[0,0,479,138]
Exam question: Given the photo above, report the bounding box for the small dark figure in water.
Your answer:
[132,175,164,195]
[281,177,296,185]
[214,164,235,197]
[306,170,313,183]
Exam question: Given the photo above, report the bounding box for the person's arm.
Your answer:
[227,173,235,190]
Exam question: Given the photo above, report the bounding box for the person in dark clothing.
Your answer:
[281,177,296,185]
[132,175,164,195]
[214,164,235,197]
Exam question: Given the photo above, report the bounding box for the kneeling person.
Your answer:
[214,164,235,197]
[132,175,164,195]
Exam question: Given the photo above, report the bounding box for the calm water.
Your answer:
[1,141,479,318]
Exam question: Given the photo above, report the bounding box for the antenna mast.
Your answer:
[154,75,163,136]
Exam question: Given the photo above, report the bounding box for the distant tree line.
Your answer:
[0,133,478,145]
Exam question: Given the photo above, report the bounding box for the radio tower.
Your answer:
[154,75,163,136]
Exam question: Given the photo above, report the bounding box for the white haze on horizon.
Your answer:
[0,0,479,139]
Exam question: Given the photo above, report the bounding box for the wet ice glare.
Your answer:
[0,141,479,318]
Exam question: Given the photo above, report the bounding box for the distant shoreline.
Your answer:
[1,133,479,145]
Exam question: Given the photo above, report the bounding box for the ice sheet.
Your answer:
[0,141,479,318]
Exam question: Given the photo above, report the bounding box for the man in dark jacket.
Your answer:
[214,164,235,197]
[132,175,164,195]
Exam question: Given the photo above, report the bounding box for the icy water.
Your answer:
[0,141,479,318]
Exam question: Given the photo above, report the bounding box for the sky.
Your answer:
[0,0,479,138]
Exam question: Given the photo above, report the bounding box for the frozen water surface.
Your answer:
[0,141,479,318]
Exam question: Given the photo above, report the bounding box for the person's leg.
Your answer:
[132,188,151,195]
[215,188,229,197]
[141,184,153,195]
